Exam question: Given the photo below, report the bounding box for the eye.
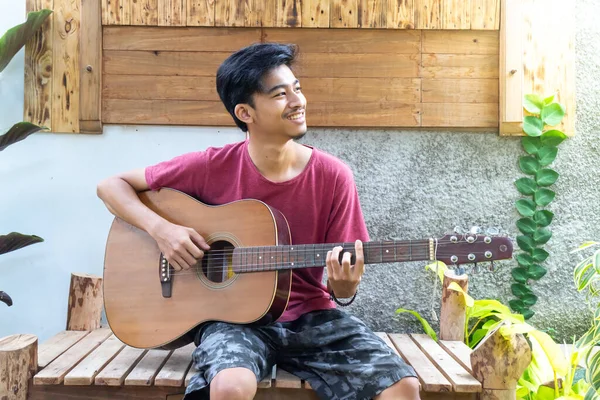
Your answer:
[274,91,286,97]
[295,86,302,92]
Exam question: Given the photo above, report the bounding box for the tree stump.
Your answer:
[439,269,468,341]
[66,273,103,331]
[0,334,37,400]
[471,323,532,400]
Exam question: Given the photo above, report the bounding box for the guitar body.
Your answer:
[103,188,292,349]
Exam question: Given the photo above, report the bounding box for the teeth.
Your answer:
[288,113,304,120]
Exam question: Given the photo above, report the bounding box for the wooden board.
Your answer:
[422,79,498,103]
[187,0,215,26]
[387,0,414,29]
[103,26,260,51]
[301,0,329,28]
[64,335,125,385]
[79,0,102,133]
[258,365,276,389]
[24,0,54,130]
[441,0,470,29]
[95,346,147,386]
[309,102,421,127]
[103,50,229,76]
[296,53,419,78]
[499,0,522,134]
[421,103,498,127]
[33,328,113,385]
[158,0,185,26]
[154,343,195,387]
[37,331,88,370]
[184,363,198,386]
[124,349,172,386]
[420,54,499,79]
[276,0,301,27]
[410,334,481,393]
[215,0,244,26]
[52,0,81,133]
[422,30,498,55]
[102,0,129,25]
[439,341,474,375]
[330,0,358,28]
[358,0,386,28]
[131,0,158,25]
[303,77,421,103]
[275,367,302,389]
[415,0,440,29]
[470,0,500,30]
[388,333,452,392]
[103,75,218,100]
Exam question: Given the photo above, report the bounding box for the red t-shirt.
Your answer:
[145,139,369,322]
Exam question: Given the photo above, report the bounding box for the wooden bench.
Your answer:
[1,272,531,400]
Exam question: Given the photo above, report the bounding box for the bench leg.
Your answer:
[0,334,38,400]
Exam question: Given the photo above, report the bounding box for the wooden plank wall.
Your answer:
[102,27,499,128]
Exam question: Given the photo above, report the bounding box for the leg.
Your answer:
[183,322,275,400]
[375,376,421,400]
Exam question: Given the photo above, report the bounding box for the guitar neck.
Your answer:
[232,240,433,273]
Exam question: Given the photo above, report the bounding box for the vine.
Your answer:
[510,94,567,319]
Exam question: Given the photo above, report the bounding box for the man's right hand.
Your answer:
[150,220,210,271]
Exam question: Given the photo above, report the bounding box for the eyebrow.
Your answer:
[266,79,300,94]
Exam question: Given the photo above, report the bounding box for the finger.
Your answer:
[341,251,352,277]
[185,239,205,260]
[326,257,333,281]
[354,240,365,278]
[189,229,210,251]
[174,253,193,270]
[168,255,184,271]
[179,248,198,268]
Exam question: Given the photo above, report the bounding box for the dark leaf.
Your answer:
[0,122,45,151]
[517,218,537,235]
[0,9,53,73]
[0,291,13,307]
[521,293,538,306]
[533,228,552,245]
[522,136,542,155]
[535,169,559,186]
[533,210,554,227]
[516,253,534,267]
[540,129,568,146]
[512,283,534,298]
[512,268,529,284]
[509,299,525,311]
[538,146,558,166]
[517,235,535,252]
[521,308,535,319]
[0,232,44,255]
[519,156,540,175]
[528,264,547,280]
[532,248,549,262]
[534,189,556,207]
[516,199,536,217]
[515,178,538,195]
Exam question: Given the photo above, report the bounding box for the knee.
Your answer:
[210,367,257,400]
[377,376,421,400]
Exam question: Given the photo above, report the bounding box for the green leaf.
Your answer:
[0,122,45,152]
[509,299,525,310]
[536,169,559,186]
[0,9,53,73]
[521,293,538,306]
[522,136,543,155]
[516,199,537,217]
[470,329,488,348]
[528,264,547,280]
[512,268,529,284]
[517,235,536,252]
[543,94,555,105]
[533,228,552,245]
[533,210,554,227]
[524,94,544,114]
[538,146,558,166]
[574,258,595,292]
[593,249,600,274]
[521,308,535,319]
[535,189,556,207]
[515,178,538,195]
[571,242,600,254]
[517,218,537,235]
[541,103,566,126]
[0,232,44,255]
[524,116,544,137]
[395,308,438,341]
[448,282,475,307]
[512,283,534,298]
[532,248,550,262]
[424,261,448,283]
[516,253,534,267]
[541,129,568,146]
[519,156,541,175]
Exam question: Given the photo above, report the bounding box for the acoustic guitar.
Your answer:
[103,188,513,349]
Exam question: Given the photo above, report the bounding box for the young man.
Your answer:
[97,43,420,400]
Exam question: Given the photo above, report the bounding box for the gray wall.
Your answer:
[1,0,598,342]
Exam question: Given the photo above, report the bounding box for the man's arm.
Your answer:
[97,168,209,270]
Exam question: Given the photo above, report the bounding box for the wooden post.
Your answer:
[439,269,468,341]
[0,334,38,400]
[470,323,532,400]
[66,273,103,331]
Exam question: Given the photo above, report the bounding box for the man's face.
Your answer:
[248,65,307,140]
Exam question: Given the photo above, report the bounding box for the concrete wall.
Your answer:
[1,0,598,342]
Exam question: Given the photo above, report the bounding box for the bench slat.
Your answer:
[64,335,125,385]
[258,365,275,389]
[275,366,302,389]
[38,330,89,369]
[155,343,195,387]
[124,349,172,386]
[388,333,452,392]
[439,340,474,375]
[184,363,199,387]
[411,334,481,393]
[95,346,147,386]
[34,328,113,385]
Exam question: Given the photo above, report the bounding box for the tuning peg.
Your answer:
[453,226,464,234]
[472,263,479,275]
[457,265,465,275]
[489,261,495,272]
[486,227,500,236]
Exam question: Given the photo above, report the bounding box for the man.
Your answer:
[97,43,420,400]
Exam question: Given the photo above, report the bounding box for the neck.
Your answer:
[247,136,310,183]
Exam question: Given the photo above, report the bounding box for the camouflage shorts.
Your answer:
[183,308,417,400]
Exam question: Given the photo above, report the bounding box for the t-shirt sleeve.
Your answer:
[144,152,207,198]
[324,166,370,244]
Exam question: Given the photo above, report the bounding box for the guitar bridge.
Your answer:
[159,253,173,298]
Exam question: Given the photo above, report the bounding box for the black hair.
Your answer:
[216,43,298,132]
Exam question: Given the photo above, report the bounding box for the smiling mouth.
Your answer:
[287,111,305,121]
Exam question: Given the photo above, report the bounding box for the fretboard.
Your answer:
[231,240,432,273]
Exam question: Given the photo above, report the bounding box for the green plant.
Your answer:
[511,94,568,319]
[0,9,53,306]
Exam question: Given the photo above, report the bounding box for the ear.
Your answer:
[234,104,254,125]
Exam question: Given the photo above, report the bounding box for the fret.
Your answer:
[382,241,395,263]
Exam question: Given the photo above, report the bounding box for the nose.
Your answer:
[288,90,305,109]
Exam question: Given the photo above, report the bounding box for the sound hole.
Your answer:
[201,240,235,283]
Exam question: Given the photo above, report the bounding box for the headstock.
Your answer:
[435,233,513,267]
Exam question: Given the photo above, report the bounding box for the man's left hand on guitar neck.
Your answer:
[326,240,365,299]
